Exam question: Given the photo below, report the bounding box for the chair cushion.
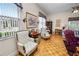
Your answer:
[24,41,37,54]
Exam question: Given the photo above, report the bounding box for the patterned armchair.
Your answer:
[16,30,37,56]
[64,30,79,55]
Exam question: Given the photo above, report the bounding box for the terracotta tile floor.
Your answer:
[31,35,69,56]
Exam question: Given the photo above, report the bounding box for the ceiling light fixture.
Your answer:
[72,6,79,14]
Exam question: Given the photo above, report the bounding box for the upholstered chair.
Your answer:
[64,30,79,55]
[16,30,37,56]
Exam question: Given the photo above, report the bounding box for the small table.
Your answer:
[31,32,40,43]
[55,29,62,35]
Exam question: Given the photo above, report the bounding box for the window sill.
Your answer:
[0,36,16,41]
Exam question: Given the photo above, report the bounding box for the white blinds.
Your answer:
[0,3,19,18]
[0,3,21,38]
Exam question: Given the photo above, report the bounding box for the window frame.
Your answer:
[0,3,21,40]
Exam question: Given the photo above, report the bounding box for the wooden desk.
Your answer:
[55,29,62,35]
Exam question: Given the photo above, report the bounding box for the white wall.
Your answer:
[49,11,79,32]
[20,3,47,30]
[0,3,47,56]
[0,37,17,56]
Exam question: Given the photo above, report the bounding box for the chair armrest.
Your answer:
[76,41,79,46]
[75,37,79,41]
[28,38,34,42]
[17,42,24,46]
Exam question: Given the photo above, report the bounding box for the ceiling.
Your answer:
[36,3,79,15]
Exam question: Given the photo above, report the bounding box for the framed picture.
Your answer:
[26,12,38,28]
[56,19,61,27]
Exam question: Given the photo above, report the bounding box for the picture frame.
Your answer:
[26,12,38,28]
[56,19,61,27]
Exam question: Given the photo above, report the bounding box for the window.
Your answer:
[68,21,79,37]
[0,3,21,39]
[38,17,46,33]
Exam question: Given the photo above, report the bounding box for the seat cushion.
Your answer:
[24,41,37,54]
